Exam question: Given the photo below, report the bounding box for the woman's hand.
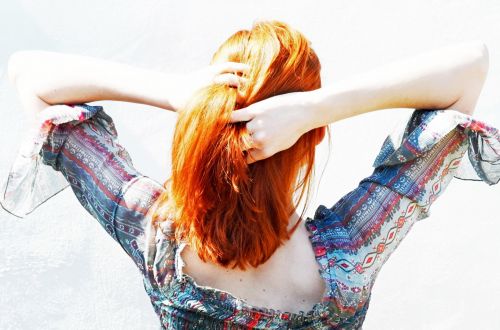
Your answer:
[170,62,250,112]
[229,91,318,164]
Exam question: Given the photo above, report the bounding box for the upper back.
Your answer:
[178,216,326,314]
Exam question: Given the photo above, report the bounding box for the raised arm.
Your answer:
[228,41,490,164]
[307,40,489,126]
[7,50,181,112]
[6,50,248,119]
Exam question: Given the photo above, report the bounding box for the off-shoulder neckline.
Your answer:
[163,214,334,322]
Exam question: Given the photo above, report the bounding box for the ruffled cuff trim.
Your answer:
[0,103,103,218]
[373,109,500,185]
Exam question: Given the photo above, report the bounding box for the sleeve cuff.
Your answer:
[372,109,500,185]
[0,103,103,218]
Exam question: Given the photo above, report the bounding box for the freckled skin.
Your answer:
[180,212,326,314]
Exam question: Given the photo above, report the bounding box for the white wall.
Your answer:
[1,1,499,329]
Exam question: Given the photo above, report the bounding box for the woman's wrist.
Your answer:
[301,87,343,132]
[276,90,328,135]
[304,75,385,129]
[148,72,183,111]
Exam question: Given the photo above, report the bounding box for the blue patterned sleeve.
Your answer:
[305,109,500,324]
[41,104,167,277]
[0,103,165,278]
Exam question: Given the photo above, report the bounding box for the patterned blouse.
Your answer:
[1,103,499,329]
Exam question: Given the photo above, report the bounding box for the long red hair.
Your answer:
[152,20,329,270]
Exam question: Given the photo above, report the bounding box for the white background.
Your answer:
[1,1,500,329]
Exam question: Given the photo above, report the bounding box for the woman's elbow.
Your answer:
[7,50,48,85]
[478,42,489,78]
[8,51,33,85]
[469,41,489,79]
[7,51,23,85]
[446,42,489,116]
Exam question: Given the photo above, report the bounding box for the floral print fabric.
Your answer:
[1,103,499,329]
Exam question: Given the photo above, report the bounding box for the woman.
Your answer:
[1,20,499,329]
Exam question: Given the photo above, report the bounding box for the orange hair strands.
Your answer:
[152,20,329,270]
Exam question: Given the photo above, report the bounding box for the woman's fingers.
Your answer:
[216,62,250,75]
[213,73,247,87]
[229,107,255,123]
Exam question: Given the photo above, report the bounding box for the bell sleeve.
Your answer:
[0,103,166,278]
[306,108,500,323]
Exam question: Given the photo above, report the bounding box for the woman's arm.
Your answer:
[7,50,180,112]
[228,41,489,164]
[7,50,248,119]
[307,40,489,128]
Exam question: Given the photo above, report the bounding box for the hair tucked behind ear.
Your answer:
[151,20,329,270]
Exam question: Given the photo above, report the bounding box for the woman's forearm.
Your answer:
[8,50,179,111]
[307,41,489,127]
